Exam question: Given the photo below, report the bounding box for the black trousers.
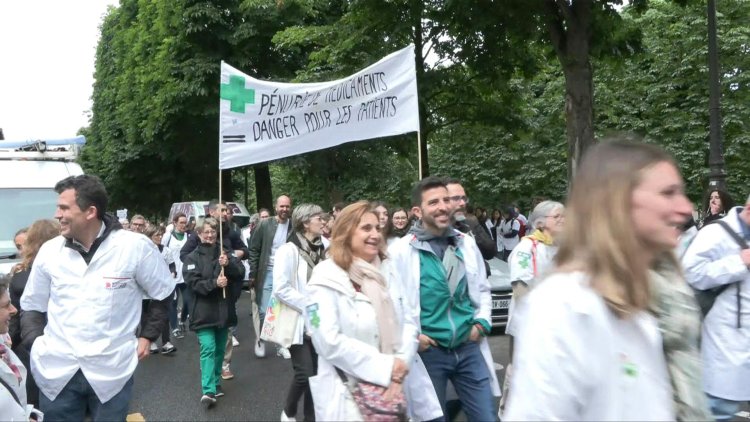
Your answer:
[284,336,318,421]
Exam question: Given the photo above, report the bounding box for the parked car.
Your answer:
[488,257,512,330]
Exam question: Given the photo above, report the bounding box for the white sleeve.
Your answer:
[384,259,419,368]
[134,238,176,300]
[504,284,594,420]
[273,244,309,314]
[464,235,491,324]
[307,285,394,387]
[509,238,535,285]
[682,225,748,290]
[19,244,52,313]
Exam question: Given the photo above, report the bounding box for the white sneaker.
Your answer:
[280,410,296,421]
[232,336,240,347]
[277,347,291,360]
[254,339,266,358]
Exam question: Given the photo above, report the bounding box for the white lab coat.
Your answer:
[681,207,750,400]
[306,259,417,421]
[272,242,309,346]
[498,218,521,254]
[505,237,558,336]
[387,231,501,417]
[0,345,41,421]
[162,231,188,284]
[505,272,674,421]
[20,229,175,402]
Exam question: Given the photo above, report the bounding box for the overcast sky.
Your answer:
[0,0,118,141]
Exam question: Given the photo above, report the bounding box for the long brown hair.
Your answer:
[18,219,60,271]
[329,201,387,271]
[555,138,677,317]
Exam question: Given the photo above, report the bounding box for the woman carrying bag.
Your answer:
[273,204,327,421]
[306,201,414,421]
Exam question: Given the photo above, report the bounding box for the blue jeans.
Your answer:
[39,369,134,422]
[707,393,745,421]
[419,341,495,422]
[258,270,274,329]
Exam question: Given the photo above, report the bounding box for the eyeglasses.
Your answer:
[449,195,469,204]
[392,216,408,220]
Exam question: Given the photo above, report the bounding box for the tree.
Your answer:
[594,0,750,203]
[82,0,331,215]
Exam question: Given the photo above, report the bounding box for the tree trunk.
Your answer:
[221,169,233,201]
[253,163,273,211]
[562,61,595,182]
[545,0,596,182]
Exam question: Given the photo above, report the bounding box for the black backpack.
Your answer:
[690,220,748,328]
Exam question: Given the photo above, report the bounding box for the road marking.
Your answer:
[127,413,146,422]
[736,411,750,419]
[494,362,505,371]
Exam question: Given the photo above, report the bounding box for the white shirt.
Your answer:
[505,272,674,421]
[267,220,289,269]
[499,218,521,252]
[20,228,175,402]
[162,231,188,284]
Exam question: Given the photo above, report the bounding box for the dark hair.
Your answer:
[14,227,28,239]
[172,212,187,223]
[703,189,735,215]
[258,208,270,215]
[332,202,346,212]
[384,207,409,238]
[411,176,447,207]
[208,199,226,211]
[54,175,108,219]
[443,177,462,186]
[0,273,9,297]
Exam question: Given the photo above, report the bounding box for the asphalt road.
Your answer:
[127,290,511,421]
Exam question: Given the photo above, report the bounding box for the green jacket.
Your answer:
[414,241,488,348]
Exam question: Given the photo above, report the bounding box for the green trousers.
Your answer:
[196,327,229,395]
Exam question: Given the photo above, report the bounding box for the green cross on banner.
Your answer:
[220,75,255,113]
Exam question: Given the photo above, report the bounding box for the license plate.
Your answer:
[493,299,510,309]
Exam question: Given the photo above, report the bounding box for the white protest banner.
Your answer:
[219,45,420,169]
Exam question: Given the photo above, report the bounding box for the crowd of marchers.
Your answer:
[1,134,749,422]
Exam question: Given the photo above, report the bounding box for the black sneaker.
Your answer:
[215,385,225,398]
[201,394,216,409]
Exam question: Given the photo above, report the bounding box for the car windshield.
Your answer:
[0,188,58,257]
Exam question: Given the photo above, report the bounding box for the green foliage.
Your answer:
[595,0,750,203]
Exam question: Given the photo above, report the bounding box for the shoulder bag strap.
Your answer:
[0,374,21,406]
[715,220,748,328]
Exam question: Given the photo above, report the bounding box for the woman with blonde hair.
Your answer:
[9,218,59,406]
[505,139,710,420]
[306,201,414,421]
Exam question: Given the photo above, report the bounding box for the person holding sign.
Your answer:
[182,218,244,409]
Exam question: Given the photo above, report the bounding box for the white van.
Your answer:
[0,137,85,274]
[168,201,252,228]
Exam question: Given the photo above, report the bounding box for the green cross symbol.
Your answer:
[220,75,255,113]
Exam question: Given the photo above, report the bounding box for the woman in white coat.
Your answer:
[505,139,708,420]
[505,200,565,337]
[306,201,413,421]
[1,277,42,421]
[274,204,326,421]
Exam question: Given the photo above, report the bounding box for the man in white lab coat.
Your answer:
[20,175,174,422]
[682,194,750,421]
